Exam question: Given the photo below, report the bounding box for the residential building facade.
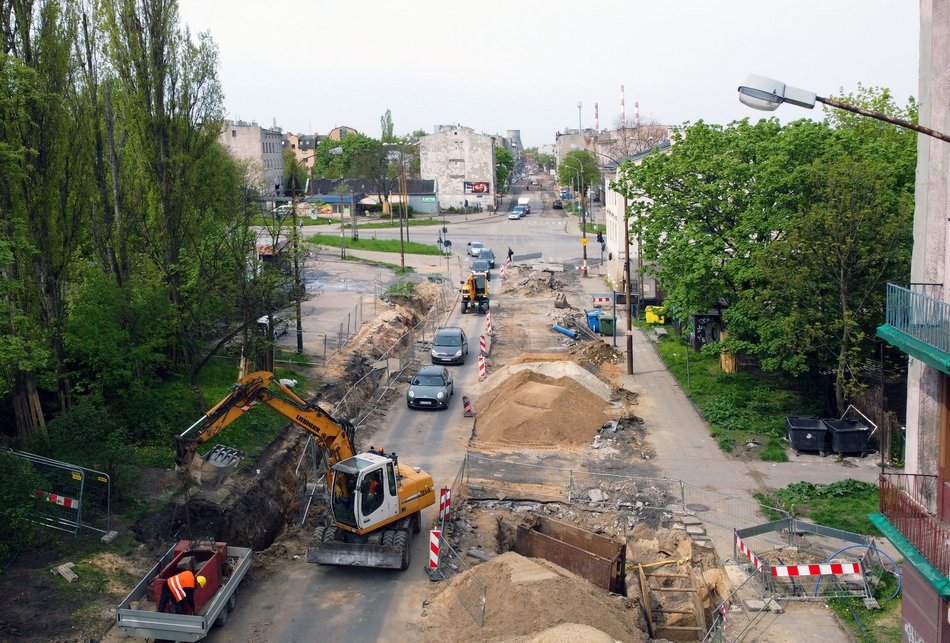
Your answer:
[420,126,497,211]
[283,132,319,169]
[219,120,284,194]
[872,3,950,642]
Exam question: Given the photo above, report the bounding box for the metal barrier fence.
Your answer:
[428,538,488,627]
[6,449,111,535]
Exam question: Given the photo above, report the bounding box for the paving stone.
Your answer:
[686,525,706,535]
[767,599,784,613]
[745,599,768,612]
[681,515,703,526]
[100,530,119,544]
[56,563,77,583]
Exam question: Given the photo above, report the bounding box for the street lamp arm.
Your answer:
[817,95,950,144]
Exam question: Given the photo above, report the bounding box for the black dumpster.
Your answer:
[821,419,870,456]
[785,417,827,456]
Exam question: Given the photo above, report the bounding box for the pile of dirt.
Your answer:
[573,340,623,366]
[480,358,617,402]
[473,370,618,448]
[421,551,648,642]
[595,415,654,460]
[500,268,568,297]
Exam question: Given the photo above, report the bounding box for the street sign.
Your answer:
[581,238,588,246]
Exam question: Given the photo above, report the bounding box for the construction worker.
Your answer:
[158,569,207,614]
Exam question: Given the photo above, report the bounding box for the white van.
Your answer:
[257,312,289,338]
[517,197,531,214]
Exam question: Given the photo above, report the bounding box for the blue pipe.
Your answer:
[813,544,901,600]
[552,324,579,339]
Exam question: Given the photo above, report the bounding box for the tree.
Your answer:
[282,147,307,194]
[380,109,394,144]
[557,150,600,199]
[495,146,514,190]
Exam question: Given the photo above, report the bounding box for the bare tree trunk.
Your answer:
[13,370,47,443]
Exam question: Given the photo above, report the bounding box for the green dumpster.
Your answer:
[599,315,615,336]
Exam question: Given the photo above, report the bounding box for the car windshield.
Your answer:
[435,332,461,347]
[472,261,488,271]
[414,374,445,386]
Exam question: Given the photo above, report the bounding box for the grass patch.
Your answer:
[342,254,418,273]
[756,479,880,535]
[387,280,415,297]
[356,217,448,229]
[827,572,902,643]
[652,330,819,459]
[306,233,442,256]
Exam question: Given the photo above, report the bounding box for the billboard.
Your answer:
[464,181,490,195]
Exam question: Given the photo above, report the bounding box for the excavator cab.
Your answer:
[329,453,399,532]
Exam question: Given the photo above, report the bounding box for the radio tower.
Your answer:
[577,101,582,132]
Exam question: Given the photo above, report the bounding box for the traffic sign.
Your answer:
[581,237,588,246]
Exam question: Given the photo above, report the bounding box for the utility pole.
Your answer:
[623,196,633,375]
[398,165,406,270]
[290,174,304,354]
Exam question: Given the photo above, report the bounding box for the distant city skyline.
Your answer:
[178,0,919,148]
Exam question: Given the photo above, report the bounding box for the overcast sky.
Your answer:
[177,0,919,148]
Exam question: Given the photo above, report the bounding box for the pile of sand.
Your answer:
[481,358,615,402]
[421,551,647,642]
[473,370,615,447]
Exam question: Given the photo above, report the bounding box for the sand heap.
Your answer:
[473,370,616,448]
[421,551,647,642]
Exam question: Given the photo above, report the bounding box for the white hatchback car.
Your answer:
[467,241,485,257]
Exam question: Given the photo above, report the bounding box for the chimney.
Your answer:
[594,102,599,132]
[635,101,640,130]
[620,84,626,128]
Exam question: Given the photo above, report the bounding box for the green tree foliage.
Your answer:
[380,109,395,144]
[0,452,44,562]
[535,152,555,171]
[310,133,379,180]
[495,146,514,189]
[615,90,915,413]
[558,150,601,198]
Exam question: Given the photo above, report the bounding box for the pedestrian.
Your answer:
[158,570,207,614]
[507,247,514,260]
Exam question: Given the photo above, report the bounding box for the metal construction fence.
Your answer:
[5,448,111,536]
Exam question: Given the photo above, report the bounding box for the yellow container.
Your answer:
[645,306,666,325]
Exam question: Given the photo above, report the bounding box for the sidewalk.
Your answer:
[571,271,887,642]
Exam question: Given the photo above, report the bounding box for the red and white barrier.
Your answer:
[771,562,862,577]
[429,529,441,569]
[506,256,512,269]
[591,296,612,307]
[735,533,763,572]
[478,355,486,379]
[485,311,493,335]
[439,487,452,523]
[479,334,487,355]
[35,490,80,510]
[463,394,475,417]
[500,265,506,279]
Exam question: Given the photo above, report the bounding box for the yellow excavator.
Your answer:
[175,371,435,570]
[461,272,489,314]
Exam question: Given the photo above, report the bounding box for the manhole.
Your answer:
[686,503,710,513]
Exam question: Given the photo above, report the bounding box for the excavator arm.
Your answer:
[175,371,356,476]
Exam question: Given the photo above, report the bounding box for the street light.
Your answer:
[738,74,950,144]
[562,156,588,278]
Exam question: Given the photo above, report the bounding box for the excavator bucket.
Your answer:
[176,442,244,490]
[307,541,407,570]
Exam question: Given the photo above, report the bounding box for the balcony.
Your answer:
[877,282,950,374]
[873,473,950,596]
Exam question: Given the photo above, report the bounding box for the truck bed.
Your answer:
[115,543,252,642]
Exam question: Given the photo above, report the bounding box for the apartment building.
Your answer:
[219,120,284,194]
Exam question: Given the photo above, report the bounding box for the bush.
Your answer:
[0,453,44,563]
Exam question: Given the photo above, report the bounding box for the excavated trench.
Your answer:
[134,292,435,552]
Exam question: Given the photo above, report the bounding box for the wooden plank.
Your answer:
[647,572,690,579]
[657,625,704,631]
[689,566,708,632]
[638,565,656,640]
[654,608,697,614]
[651,586,699,592]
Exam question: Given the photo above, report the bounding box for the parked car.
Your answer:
[407,365,454,409]
[479,247,497,268]
[431,326,468,364]
[470,259,492,280]
[553,199,563,209]
[509,206,526,220]
[467,241,485,257]
[257,312,289,338]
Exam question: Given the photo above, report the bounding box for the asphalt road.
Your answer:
[202,182,574,642]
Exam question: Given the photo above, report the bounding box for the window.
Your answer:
[361,469,385,516]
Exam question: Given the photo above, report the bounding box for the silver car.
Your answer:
[431,327,468,364]
[407,365,454,409]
